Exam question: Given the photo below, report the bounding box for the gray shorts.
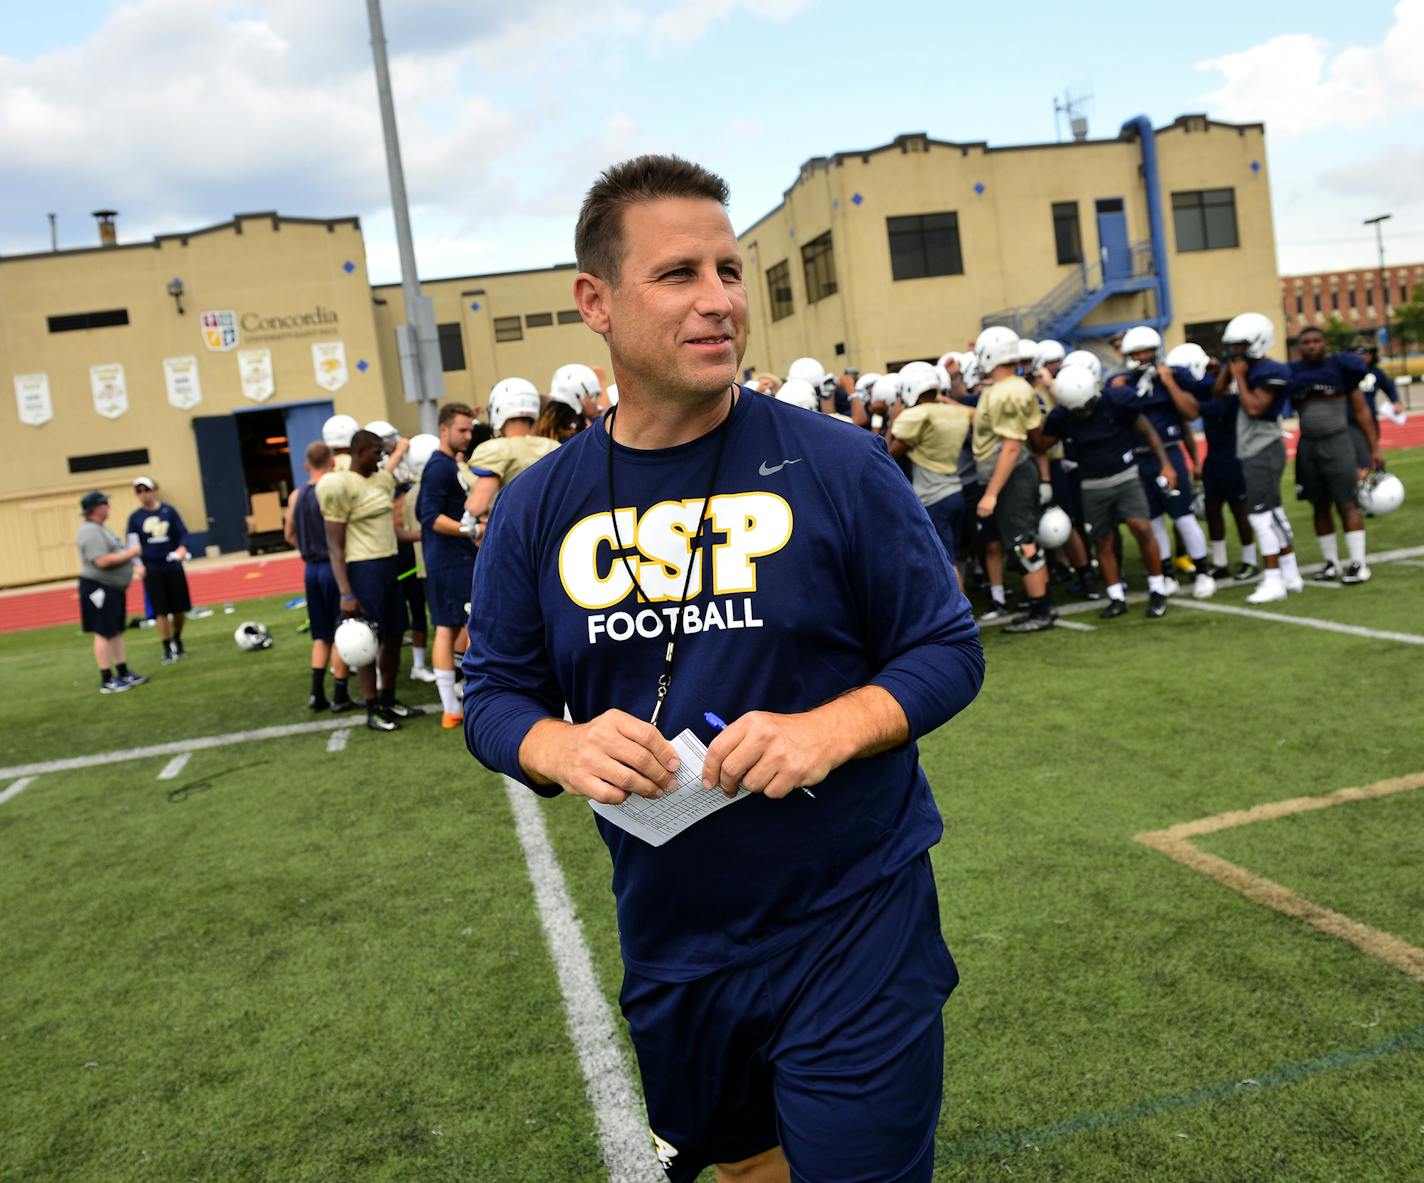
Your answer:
[1348,423,1371,470]
[1081,471,1150,540]
[993,461,1040,544]
[1242,441,1286,513]
[1296,432,1359,507]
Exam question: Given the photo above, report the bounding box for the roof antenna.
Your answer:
[1053,87,1094,142]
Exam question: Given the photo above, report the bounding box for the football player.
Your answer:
[1288,326,1380,583]
[126,476,192,664]
[1032,365,1170,618]
[465,378,562,536]
[889,364,974,576]
[1107,326,1215,598]
[1027,341,1097,597]
[285,442,354,712]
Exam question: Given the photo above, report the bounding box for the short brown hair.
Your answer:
[575,154,730,284]
[439,401,474,428]
[306,441,333,468]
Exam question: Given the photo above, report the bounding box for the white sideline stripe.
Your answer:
[157,753,191,780]
[1174,599,1424,646]
[1395,559,1424,570]
[326,728,352,753]
[502,777,660,1183]
[0,777,37,805]
[1055,619,1097,632]
[0,702,441,781]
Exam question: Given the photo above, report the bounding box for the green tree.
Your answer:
[1395,284,1424,353]
[1320,314,1358,352]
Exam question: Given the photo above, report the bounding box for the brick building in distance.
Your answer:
[1280,261,1424,345]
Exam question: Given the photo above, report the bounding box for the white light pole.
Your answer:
[1364,213,1392,361]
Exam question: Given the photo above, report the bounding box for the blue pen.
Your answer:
[703,711,816,799]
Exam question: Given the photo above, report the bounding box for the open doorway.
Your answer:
[235,408,292,553]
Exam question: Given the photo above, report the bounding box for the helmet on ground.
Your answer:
[1053,365,1100,411]
[395,433,440,483]
[787,357,826,387]
[1017,338,1039,365]
[334,618,379,667]
[1222,312,1275,360]
[898,361,941,407]
[1120,326,1163,369]
[871,372,903,406]
[1165,343,1210,383]
[775,377,820,411]
[488,377,541,434]
[1062,350,1104,384]
[321,414,359,448]
[854,371,883,396]
[364,420,400,449]
[1357,471,1404,516]
[548,363,600,413]
[234,622,273,651]
[1037,506,1072,548]
[1032,340,1066,373]
[975,326,1022,374]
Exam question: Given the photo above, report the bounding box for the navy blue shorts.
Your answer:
[621,854,957,1182]
[304,560,339,644]
[924,492,964,567]
[346,556,407,641]
[1201,456,1246,506]
[1136,446,1195,521]
[425,562,474,630]
[1049,459,1084,527]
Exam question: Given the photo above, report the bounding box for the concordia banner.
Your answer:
[164,356,203,410]
[14,373,53,427]
[239,348,275,402]
[312,341,348,391]
[91,363,129,419]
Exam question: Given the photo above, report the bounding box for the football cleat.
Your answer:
[100,678,130,694]
[383,701,425,719]
[441,712,463,730]
[1163,576,1180,597]
[330,697,359,714]
[366,711,401,732]
[308,694,330,712]
[410,666,437,684]
[1246,579,1288,604]
[1340,562,1371,585]
[1232,563,1260,581]
[1312,561,1339,582]
[1207,565,1231,581]
[1099,599,1129,619]
[160,651,179,665]
[1146,592,1168,618]
[977,604,1011,624]
[119,672,149,687]
[1173,555,1196,575]
[1192,572,1217,599]
[1003,612,1056,634]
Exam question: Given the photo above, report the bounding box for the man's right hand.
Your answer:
[520,711,681,804]
[340,594,361,616]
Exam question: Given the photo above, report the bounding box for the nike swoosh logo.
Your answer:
[759,458,802,476]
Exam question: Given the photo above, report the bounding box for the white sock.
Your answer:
[1175,515,1208,562]
[1263,567,1283,588]
[1242,543,1257,565]
[1317,533,1339,565]
[990,584,1005,607]
[1151,517,1171,563]
[1211,539,1228,568]
[435,668,460,716]
[412,646,428,670]
[1109,582,1127,602]
[1345,530,1367,564]
[1280,552,1300,581]
[1147,574,1166,595]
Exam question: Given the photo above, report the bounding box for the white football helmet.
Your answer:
[1165,343,1210,383]
[1357,470,1404,516]
[1120,325,1163,369]
[1062,350,1104,384]
[871,372,903,406]
[394,433,440,483]
[1037,506,1072,548]
[1032,340,1067,373]
[787,357,826,387]
[1053,365,1099,411]
[898,362,941,407]
[364,420,400,450]
[1222,312,1275,360]
[488,377,541,434]
[321,414,359,449]
[975,326,1022,375]
[959,353,982,390]
[334,618,379,667]
[233,622,273,651]
[1017,338,1039,365]
[775,377,820,412]
[548,363,600,413]
[854,371,883,397]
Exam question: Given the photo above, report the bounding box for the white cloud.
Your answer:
[650,0,813,49]
[1197,0,1424,138]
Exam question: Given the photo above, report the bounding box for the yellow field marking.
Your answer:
[1134,772,1424,984]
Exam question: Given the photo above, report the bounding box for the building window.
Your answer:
[1183,320,1231,356]
[1052,202,1083,266]
[1331,289,1339,311]
[48,308,129,333]
[493,316,522,342]
[437,322,466,372]
[800,232,838,304]
[1314,291,1321,313]
[1402,281,1410,304]
[525,312,553,329]
[68,447,150,474]
[1171,188,1239,252]
[1295,293,1303,315]
[557,309,582,325]
[766,259,794,322]
[1366,283,1374,308]
[887,213,963,281]
[1349,287,1357,309]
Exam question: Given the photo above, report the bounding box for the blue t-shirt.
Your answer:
[463,390,984,982]
[1108,366,1192,442]
[126,503,188,565]
[1043,393,1141,480]
[417,451,476,572]
[1197,394,1239,462]
[292,483,328,563]
[1289,353,1366,438]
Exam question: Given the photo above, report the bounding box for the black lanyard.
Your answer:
[605,388,735,729]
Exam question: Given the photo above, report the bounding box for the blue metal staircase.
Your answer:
[982,241,1157,343]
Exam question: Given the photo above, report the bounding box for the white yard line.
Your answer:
[1395,559,1424,570]
[1054,619,1097,632]
[502,777,660,1183]
[1173,599,1424,646]
[157,753,191,780]
[326,728,352,753]
[0,777,37,805]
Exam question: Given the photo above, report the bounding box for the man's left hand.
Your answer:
[702,711,838,799]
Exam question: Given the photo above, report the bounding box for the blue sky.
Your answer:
[1,0,1419,284]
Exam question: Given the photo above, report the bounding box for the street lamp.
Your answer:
[1364,214,1391,361]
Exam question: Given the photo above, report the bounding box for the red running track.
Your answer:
[1,555,305,634]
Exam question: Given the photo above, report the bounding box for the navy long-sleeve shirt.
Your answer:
[463,390,984,981]
[126,503,188,565]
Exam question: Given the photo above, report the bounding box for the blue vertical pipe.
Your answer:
[1122,115,1172,333]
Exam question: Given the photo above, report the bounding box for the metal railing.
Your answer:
[982,241,1156,339]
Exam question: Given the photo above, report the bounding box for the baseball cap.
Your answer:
[80,491,109,512]
[133,475,156,490]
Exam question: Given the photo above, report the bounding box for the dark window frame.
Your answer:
[1171,188,1240,253]
[48,308,130,333]
[886,212,964,281]
[1052,202,1083,266]
[766,259,794,322]
[493,315,523,342]
[556,309,582,325]
[68,447,150,474]
[800,232,838,304]
[437,322,466,372]
[525,312,553,329]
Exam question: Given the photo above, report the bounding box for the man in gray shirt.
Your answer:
[76,491,149,693]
